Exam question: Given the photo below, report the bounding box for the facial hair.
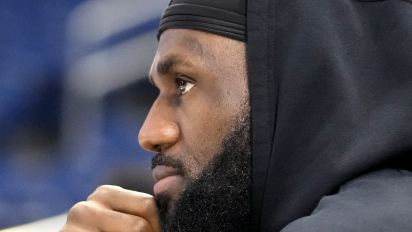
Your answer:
[153,116,251,232]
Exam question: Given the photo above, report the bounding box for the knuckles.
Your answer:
[67,185,119,223]
[67,201,98,223]
[64,185,158,232]
[87,185,122,202]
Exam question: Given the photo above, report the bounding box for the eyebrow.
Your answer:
[148,55,189,86]
[157,54,181,75]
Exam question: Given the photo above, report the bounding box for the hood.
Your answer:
[247,0,412,231]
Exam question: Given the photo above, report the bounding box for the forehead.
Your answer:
[159,29,216,51]
[159,30,207,56]
[150,29,217,72]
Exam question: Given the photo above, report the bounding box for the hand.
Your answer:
[60,185,161,232]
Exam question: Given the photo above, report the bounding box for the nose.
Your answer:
[138,100,179,153]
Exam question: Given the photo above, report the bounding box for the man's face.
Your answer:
[139,28,248,197]
[138,29,250,230]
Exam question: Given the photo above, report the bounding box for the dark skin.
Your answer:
[60,29,248,232]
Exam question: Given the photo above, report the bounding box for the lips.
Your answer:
[152,165,182,182]
[152,165,186,195]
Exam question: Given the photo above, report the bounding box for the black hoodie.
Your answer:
[248,0,412,231]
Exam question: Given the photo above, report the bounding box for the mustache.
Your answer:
[152,153,186,175]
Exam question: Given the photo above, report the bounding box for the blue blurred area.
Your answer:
[0,0,75,141]
[0,0,164,228]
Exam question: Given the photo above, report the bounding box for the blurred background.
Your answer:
[0,0,168,228]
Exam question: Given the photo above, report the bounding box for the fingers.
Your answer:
[87,185,161,232]
[63,200,153,232]
[61,185,162,232]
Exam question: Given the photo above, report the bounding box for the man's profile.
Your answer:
[60,0,412,231]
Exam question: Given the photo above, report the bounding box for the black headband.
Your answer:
[158,0,246,41]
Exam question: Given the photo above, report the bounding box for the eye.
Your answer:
[175,76,195,96]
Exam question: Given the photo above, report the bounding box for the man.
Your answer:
[61,0,412,231]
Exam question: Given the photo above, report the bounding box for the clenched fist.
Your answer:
[60,185,161,232]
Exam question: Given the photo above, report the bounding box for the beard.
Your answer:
[152,116,251,232]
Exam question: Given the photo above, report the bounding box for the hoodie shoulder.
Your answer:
[280,169,412,232]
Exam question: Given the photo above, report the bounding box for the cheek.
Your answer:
[177,100,237,178]
[173,72,249,177]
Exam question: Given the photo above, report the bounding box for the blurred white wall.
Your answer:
[1,214,66,232]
